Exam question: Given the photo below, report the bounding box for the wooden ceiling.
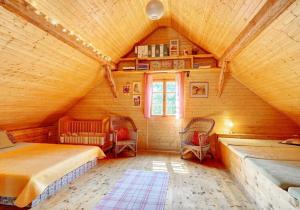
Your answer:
[231,1,300,125]
[0,0,300,129]
[0,7,104,130]
[31,0,266,60]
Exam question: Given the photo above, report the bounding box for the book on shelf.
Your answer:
[199,65,211,69]
[151,45,155,57]
[159,44,164,57]
[137,63,149,70]
[155,45,160,57]
[123,66,136,70]
[148,46,152,57]
[163,44,169,56]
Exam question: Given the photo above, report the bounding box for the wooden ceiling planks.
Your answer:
[170,0,267,58]
[29,0,266,60]
[0,7,105,130]
[231,0,300,125]
[0,0,114,66]
[220,0,296,64]
[31,0,163,61]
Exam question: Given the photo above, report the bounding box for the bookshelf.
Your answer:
[117,54,217,71]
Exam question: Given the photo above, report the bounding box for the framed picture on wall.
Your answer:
[123,82,130,95]
[190,82,209,98]
[133,95,141,107]
[132,82,142,94]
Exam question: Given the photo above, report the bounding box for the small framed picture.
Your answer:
[190,82,209,98]
[133,95,141,107]
[123,82,130,95]
[132,82,142,94]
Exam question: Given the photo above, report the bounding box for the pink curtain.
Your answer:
[176,72,185,119]
[144,73,153,118]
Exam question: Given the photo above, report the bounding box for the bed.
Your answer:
[0,142,105,208]
[219,137,300,210]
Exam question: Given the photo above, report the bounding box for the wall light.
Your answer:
[224,119,234,134]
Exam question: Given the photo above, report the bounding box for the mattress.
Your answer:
[0,143,105,207]
[219,137,300,160]
[246,158,300,190]
[229,145,300,161]
[219,137,290,147]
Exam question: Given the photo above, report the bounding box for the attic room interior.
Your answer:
[0,0,300,209]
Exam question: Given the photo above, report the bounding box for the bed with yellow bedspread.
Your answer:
[0,143,105,207]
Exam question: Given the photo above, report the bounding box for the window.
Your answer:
[151,80,176,116]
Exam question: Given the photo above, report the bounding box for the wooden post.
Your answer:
[219,0,295,64]
[104,65,117,98]
[217,61,228,97]
[0,0,115,68]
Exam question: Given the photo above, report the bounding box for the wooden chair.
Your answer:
[179,118,215,162]
[109,116,138,157]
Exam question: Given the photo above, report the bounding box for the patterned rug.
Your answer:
[94,169,169,210]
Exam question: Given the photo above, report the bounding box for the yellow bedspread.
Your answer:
[0,143,105,207]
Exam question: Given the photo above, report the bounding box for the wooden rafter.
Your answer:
[104,65,117,98]
[0,0,115,68]
[219,0,295,64]
[217,61,229,97]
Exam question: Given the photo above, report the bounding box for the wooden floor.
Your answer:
[0,152,256,210]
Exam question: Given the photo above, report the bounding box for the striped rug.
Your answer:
[94,169,169,210]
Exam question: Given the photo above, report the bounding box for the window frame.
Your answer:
[151,79,176,117]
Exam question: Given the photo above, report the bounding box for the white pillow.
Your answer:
[280,138,300,146]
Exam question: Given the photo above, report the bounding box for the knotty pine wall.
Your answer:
[68,69,300,151]
[230,0,300,126]
[0,7,105,130]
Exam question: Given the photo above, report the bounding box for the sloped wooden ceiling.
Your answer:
[31,0,266,60]
[0,7,104,130]
[231,1,300,125]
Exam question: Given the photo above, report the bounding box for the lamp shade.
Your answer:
[145,0,164,20]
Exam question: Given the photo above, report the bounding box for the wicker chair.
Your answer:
[109,116,138,157]
[179,118,215,162]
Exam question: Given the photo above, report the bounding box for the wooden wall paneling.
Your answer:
[68,26,300,151]
[230,0,300,126]
[220,0,296,64]
[68,69,300,151]
[0,7,104,130]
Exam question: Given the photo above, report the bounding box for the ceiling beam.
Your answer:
[104,65,117,98]
[0,0,115,68]
[217,61,229,97]
[219,0,296,65]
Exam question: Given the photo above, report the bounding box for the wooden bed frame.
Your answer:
[58,116,112,152]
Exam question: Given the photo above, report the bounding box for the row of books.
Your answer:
[135,44,169,58]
